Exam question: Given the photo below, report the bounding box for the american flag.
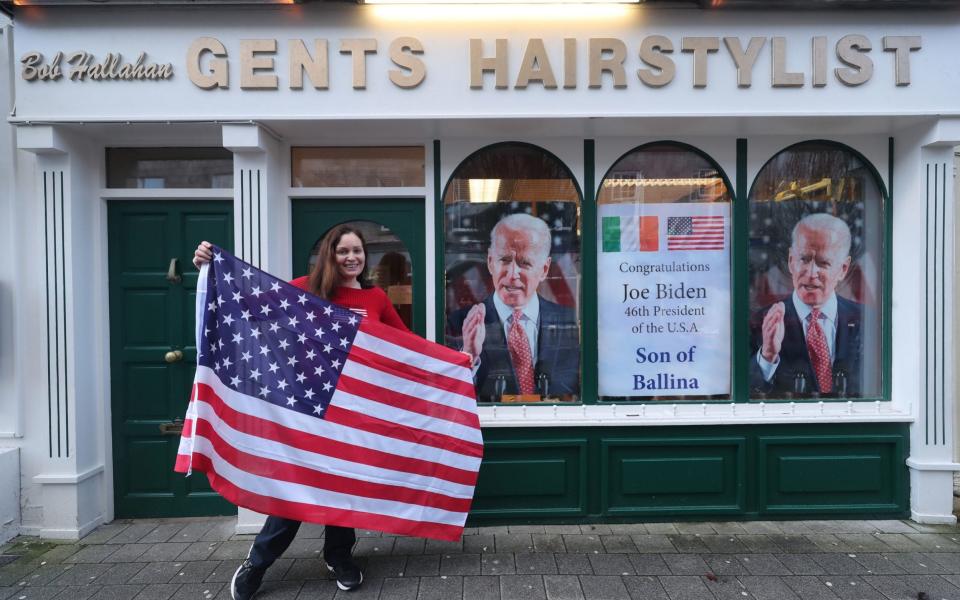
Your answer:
[666,216,725,250]
[174,247,482,541]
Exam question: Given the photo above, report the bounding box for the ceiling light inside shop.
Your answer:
[469,179,501,203]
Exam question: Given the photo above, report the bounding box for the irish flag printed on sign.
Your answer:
[602,215,659,252]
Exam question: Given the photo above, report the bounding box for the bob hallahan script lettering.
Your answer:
[21,51,174,82]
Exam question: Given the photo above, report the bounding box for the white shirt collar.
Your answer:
[492,291,540,325]
[792,290,838,325]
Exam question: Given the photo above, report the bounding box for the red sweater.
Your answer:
[290,276,409,332]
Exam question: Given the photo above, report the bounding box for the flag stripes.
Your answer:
[175,249,481,541]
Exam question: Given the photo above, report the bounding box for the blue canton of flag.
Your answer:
[198,250,360,419]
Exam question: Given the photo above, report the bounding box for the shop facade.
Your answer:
[1,2,959,539]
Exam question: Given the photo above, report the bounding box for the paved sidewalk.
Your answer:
[2,519,960,600]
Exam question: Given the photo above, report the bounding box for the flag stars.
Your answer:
[250,328,261,339]
[217,295,226,307]
[259,386,269,398]
[223,272,234,284]
[279,298,290,310]
[306,311,316,322]
[259,345,270,357]
[331,358,342,369]
[297,294,308,306]
[287,356,298,367]
[278,339,290,351]
[277,379,289,391]
[323,306,333,316]
[230,375,241,387]
[315,327,325,338]
[249,368,261,381]
[242,267,253,279]
[268,362,280,374]
[305,349,317,361]
[339,337,349,348]
[313,365,325,377]
[271,282,281,293]
[286,396,297,407]
[232,332,243,344]
[304,388,315,400]
[207,301,217,312]
[251,286,262,297]
[222,314,235,326]
[241,351,252,362]
[269,322,281,333]
[288,316,299,328]
[347,315,358,326]
[322,381,333,392]
[323,343,333,354]
[312,404,324,416]
[260,305,273,316]
[296,371,307,384]
[298,333,308,344]
[213,252,224,263]
[222,357,233,369]
[232,290,242,302]
[241,310,252,321]
[331,322,341,332]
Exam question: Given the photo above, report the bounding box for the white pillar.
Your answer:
[16,125,108,538]
[906,122,960,523]
[223,123,285,534]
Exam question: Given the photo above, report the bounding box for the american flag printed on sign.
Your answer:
[174,247,482,541]
[666,216,725,251]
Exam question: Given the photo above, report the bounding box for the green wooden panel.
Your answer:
[109,200,235,518]
[621,458,724,495]
[480,459,569,497]
[601,437,746,515]
[779,456,882,493]
[758,435,905,514]
[472,439,587,517]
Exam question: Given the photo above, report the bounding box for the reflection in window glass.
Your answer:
[443,143,581,404]
[597,144,732,402]
[307,220,414,330]
[292,147,425,187]
[106,147,233,189]
[748,142,883,400]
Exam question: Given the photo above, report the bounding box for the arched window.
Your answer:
[748,141,884,400]
[442,143,582,404]
[596,142,733,401]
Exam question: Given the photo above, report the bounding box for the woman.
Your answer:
[193,225,408,596]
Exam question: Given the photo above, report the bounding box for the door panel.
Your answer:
[291,199,426,335]
[108,200,234,518]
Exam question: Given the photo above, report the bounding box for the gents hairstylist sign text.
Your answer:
[21,34,922,90]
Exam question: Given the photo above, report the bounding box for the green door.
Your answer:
[108,200,235,518]
[292,198,426,335]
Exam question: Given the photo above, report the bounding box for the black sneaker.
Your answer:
[326,557,363,591]
[230,559,266,600]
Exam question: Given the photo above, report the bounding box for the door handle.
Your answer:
[166,258,181,284]
[164,349,183,363]
[159,418,184,435]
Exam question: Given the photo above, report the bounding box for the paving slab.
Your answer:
[499,575,545,600]
[578,575,630,600]
[657,575,715,600]
[417,575,462,600]
[737,575,802,600]
[513,554,557,576]
[585,554,633,576]
[463,575,499,600]
[817,576,886,600]
[621,575,670,600]
[542,575,583,600]
[378,577,419,600]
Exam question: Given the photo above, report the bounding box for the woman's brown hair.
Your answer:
[307,224,369,299]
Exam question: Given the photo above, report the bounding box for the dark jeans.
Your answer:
[248,516,356,569]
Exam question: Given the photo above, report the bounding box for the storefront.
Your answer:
[1,1,958,539]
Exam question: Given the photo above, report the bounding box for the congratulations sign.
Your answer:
[597,202,730,397]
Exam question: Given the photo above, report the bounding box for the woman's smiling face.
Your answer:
[334,232,365,284]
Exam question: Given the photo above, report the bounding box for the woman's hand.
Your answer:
[192,241,214,269]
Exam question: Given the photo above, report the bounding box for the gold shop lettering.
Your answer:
[21,51,174,82]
